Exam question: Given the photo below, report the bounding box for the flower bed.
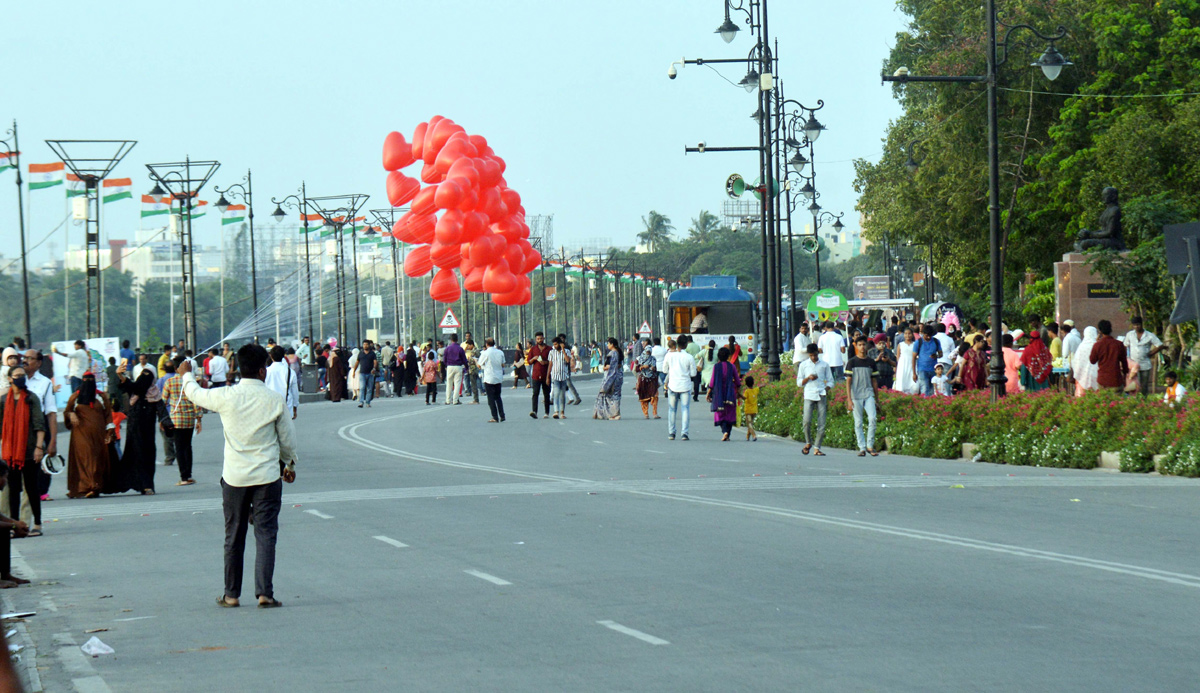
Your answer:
[750,361,1200,474]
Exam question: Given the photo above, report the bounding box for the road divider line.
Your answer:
[373,535,409,548]
[304,509,334,520]
[464,569,511,586]
[596,620,670,646]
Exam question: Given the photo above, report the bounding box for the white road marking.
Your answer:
[304,509,334,520]
[596,620,670,646]
[644,449,665,454]
[373,535,409,548]
[568,430,580,435]
[711,458,739,462]
[593,440,607,445]
[113,616,155,622]
[464,569,512,586]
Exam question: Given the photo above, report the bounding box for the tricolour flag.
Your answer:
[184,199,208,219]
[141,194,171,217]
[300,213,325,233]
[102,178,132,203]
[221,203,247,226]
[28,162,64,190]
[0,151,18,174]
[66,173,87,198]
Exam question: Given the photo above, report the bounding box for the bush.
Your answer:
[748,361,1199,476]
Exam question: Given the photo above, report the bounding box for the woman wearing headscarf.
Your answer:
[404,342,420,395]
[634,339,660,419]
[63,372,115,499]
[708,346,742,441]
[115,365,159,495]
[1019,332,1053,393]
[955,335,989,391]
[0,365,46,535]
[348,348,361,401]
[592,338,624,420]
[327,348,347,402]
[1071,326,1100,396]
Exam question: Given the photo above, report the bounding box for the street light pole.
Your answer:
[271,183,314,342]
[883,6,1068,399]
[215,170,258,342]
[2,122,31,347]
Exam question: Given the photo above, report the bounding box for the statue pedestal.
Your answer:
[1053,252,1131,334]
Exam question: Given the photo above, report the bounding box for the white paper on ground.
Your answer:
[80,636,114,656]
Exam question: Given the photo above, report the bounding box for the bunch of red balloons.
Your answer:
[382,116,537,306]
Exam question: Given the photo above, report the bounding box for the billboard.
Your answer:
[50,337,120,409]
[851,276,890,300]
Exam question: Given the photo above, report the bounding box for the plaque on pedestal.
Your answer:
[1054,252,1131,334]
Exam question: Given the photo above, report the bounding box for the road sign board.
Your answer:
[439,309,460,329]
[637,320,653,336]
[367,295,383,319]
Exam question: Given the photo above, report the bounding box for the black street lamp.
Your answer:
[305,194,369,348]
[370,207,408,346]
[1,123,30,347]
[883,1,1070,400]
[215,171,258,342]
[271,184,313,345]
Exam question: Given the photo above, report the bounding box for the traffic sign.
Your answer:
[439,309,460,330]
[637,320,653,336]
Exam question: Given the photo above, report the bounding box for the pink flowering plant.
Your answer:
[750,361,1194,473]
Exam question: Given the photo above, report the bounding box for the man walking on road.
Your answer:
[178,346,297,609]
[1090,319,1129,392]
[207,348,229,388]
[662,339,697,441]
[527,332,551,419]
[817,322,846,381]
[442,334,467,405]
[797,343,834,456]
[264,347,299,419]
[356,340,378,409]
[379,342,395,397]
[478,338,506,422]
[556,334,582,405]
[845,336,880,457]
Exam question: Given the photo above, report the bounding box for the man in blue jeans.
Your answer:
[913,325,942,397]
[661,340,697,441]
[356,340,378,409]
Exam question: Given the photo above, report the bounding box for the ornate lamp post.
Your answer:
[271,184,313,343]
[215,171,258,341]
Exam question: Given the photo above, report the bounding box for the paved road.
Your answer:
[10,377,1200,691]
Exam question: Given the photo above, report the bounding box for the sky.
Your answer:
[2,0,909,266]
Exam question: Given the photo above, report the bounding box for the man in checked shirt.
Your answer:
[160,356,202,487]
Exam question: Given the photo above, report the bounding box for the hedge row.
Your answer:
[749,361,1199,474]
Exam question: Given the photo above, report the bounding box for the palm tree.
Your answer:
[638,210,675,252]
[688,210,721,242]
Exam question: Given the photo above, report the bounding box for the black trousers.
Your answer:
[485,382,505,421]
[221,478,282,600]
[425,383,438,404]
[0,525,8,577]
[9,460,41,526]
[531,381,550,415]
[692,374,702,400]
[174,428,194,481]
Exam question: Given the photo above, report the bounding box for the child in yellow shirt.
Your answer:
[741,376,759,442]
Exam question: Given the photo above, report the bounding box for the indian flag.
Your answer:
[102,178,132,203]
[28,162,64,190]
[141,194,171,217]
[300,213,325,233]
[0,151,19,174]
[221,203,247,226]
[66,173,87,198]
[346,216,366,233]
[184,199,208,219]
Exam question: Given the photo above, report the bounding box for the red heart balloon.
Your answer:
[523,249,542,273]
[422,116,446,163]
[430,240,463,269]
[420,162,443,184]
[500,188,521,212]
[446,159,480,188]
[411,122,428,161]
[386,172,420,207]
[478,158,503,188]
[408,213,437,244]
[483,259,517,294]
[469,234,500,266]
[459,211,487,242]
[426,119,463,163]
[435,139,475,176]
[383,131,414,171]
[503,243,524,270]
[464,266,486,293]
[429,267,461,304]
[411,186,439,216]
[477,186,503,220]
[456,185,479,213]
[435,209,464,244]
[434,179,463,210]
[468,134,488,152]
[391,218,415,244]
[403,245,433,278]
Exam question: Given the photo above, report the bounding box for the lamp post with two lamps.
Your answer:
[214,171,258,341]
[270,184,313,343]
[883,2,1070,399]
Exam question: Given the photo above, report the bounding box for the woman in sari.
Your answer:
[593,338,623,420]
[328,348,348,402]
[1019,333,1053,392]
[634,340,660,419]
[699,340,717,394]
[64,373,115,498]
[727,336,742,366]
[1071,326,1100,396]
[708,347,741,441]
[955,335,989,391]
[115,367,158,495]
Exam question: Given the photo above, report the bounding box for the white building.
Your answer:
[65,227,224,284]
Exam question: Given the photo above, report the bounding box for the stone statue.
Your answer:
[1075,187,1126,252]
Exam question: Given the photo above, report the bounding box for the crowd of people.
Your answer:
[785,310,1181,456]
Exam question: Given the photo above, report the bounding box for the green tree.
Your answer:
[688,210,721,242]
[637,210,675,252]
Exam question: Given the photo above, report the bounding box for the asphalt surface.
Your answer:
[9,376,1200,692]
